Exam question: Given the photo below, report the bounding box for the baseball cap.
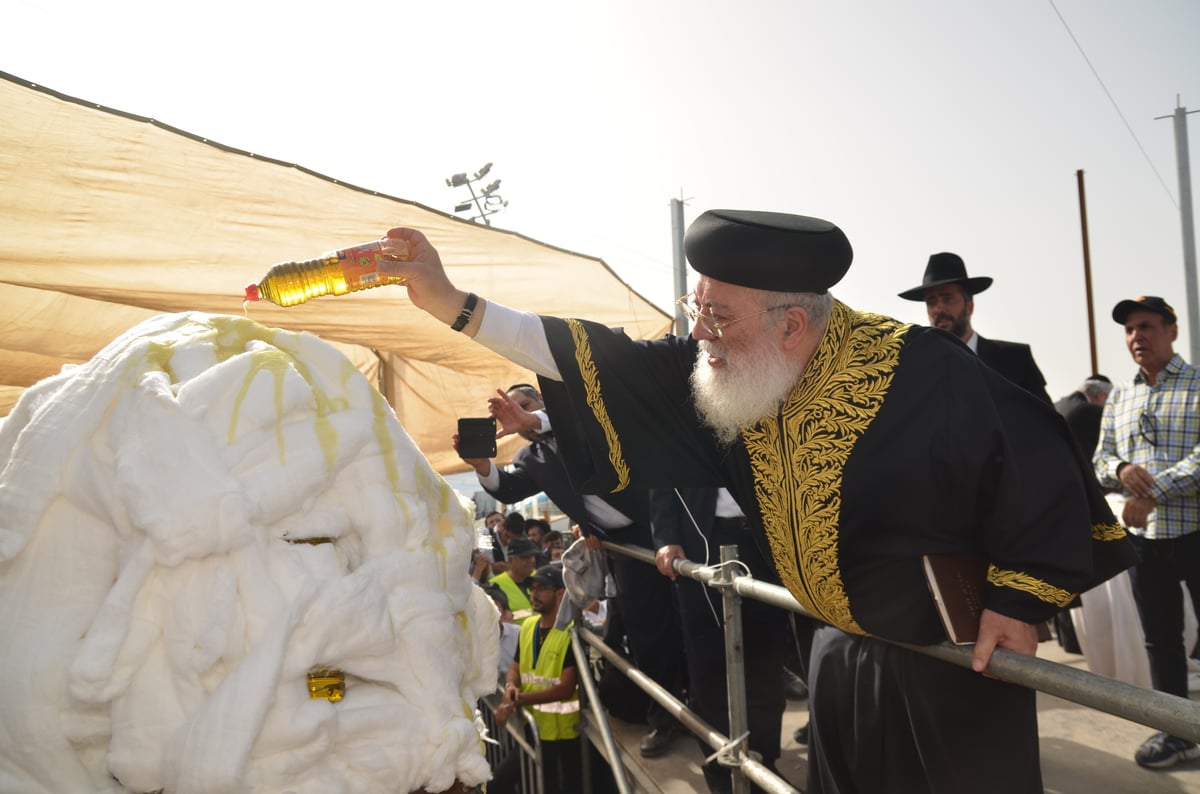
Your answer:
[529,563,565,589]
[1112,296,1177,325]
[505,538,540,558]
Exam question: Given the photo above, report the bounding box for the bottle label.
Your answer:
[336,242,385,290]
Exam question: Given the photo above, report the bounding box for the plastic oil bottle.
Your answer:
[244,240,405,307]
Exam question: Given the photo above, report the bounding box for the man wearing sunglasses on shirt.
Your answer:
[1095,295,1200,770]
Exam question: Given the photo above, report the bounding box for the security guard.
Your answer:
[491,563,580,793]
[488,538,540,623]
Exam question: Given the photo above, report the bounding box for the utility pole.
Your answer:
[1076,170,1099,375]
[1155,98,1199,362]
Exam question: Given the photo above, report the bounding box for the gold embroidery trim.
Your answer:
[565,318,631,492]
[987,565,1075,608]
[746,302,909,636]
[1092,520,1127,541]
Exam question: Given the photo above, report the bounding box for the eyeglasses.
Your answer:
[1138,411,1158,447]
[676,292,793,338]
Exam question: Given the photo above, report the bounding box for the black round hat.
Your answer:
[683,210,853,293]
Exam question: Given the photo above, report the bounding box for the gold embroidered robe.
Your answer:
[538,301,1135,643]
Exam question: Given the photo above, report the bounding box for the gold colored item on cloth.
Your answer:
[307,668,345,701]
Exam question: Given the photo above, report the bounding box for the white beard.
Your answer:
[690,337,801,446]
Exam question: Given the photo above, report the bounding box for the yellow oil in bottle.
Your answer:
[244,240,405,307]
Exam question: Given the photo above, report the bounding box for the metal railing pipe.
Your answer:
[578,626,720,746]
[733,574,1200,744]
[604,539,1200,744]
[577,627,799,794]
[569,627,632,794]
[898,639,1200,744]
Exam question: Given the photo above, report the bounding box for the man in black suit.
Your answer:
[1054,374,1113,459]
[456,383,687,758]
[899,253,1051,403]
[1049,373,1115,653]
[651,486,787,794]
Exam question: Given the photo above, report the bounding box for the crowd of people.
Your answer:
[385,209,1198,791]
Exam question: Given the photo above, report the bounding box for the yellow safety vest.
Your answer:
[517,618,580,741]
[489,572,535,623]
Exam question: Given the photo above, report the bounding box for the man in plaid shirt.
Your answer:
[1095,295,1200,770]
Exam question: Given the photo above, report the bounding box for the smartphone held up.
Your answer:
[457,417,497,459]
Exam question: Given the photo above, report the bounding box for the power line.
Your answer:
[1048,0,1178,209]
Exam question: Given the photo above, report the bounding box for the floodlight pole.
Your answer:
[1156,98,1199,363]
[446,163,508,227]
[671,197,688,336]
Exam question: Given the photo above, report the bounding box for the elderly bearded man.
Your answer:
[377,210,1135,793]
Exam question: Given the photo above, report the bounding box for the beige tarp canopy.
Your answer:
[0,72,672,474]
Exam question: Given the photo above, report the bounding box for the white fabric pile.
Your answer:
[0,312,498,793]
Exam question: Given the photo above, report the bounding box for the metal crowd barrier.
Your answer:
[477,691,545,794]
[570,628,634,794]
[574,623,798,794]
[578,543,797,794]
[478,644,636,794]
[589,538,1200,793]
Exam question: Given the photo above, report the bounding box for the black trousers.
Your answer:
[1128,531,1200,700]
[489,735,582,794]
[605,522,687,731]
[807,626,1041,794]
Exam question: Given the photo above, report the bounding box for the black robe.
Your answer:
[537,301,1135,645]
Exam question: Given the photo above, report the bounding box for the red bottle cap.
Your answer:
[244,283,261,302]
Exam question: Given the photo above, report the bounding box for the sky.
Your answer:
[7,0,1200,401]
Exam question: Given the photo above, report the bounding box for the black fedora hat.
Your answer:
[898,253,993,301]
